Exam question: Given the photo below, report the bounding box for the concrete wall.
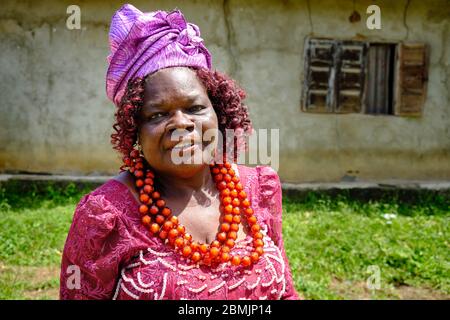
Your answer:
[0,0,449,182]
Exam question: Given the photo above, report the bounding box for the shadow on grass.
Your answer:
[0,180,98,211]
[283,189,449,217]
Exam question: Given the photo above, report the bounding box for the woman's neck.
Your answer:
[156,165,217,203]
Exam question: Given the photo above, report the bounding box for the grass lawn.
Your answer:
[0,182,448,299]
[283,192,449,299]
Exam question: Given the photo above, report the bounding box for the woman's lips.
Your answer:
[166,135,194,149]
[166,135,203,150]
[170,140,201,152]
[173,144,199,154]
[172,141,193,150]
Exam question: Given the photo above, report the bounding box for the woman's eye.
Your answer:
[188,105,204,113]
[149,113,165,121]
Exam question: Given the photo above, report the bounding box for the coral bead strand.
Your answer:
[125,150,264,268]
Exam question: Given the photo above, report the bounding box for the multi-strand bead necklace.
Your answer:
[123,149,264,267]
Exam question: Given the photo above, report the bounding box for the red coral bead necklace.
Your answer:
[123,149,264,267]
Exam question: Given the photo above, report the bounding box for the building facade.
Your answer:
[0,0,449,182]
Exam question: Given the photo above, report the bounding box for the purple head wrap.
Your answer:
[106,4,212,106]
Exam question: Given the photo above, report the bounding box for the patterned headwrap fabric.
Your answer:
[106,4,212,106]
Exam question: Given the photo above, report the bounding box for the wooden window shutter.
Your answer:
[394,43,429,116]
[335,41,367,113]
[302,38,335,113]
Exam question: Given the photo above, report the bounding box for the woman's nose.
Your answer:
[166,110,195,133]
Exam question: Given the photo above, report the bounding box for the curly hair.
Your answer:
[111,68,252,165]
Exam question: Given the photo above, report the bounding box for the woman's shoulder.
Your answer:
[72,175,137,228]
[236,164,282,213]
[236,164,279,177]
[236,164,281,193]
[236,165,283,244]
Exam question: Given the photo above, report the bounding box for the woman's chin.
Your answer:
[166,162,209,179]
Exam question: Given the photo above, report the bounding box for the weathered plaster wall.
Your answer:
[0,0,449,182]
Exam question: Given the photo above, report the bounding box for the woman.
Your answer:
[60,4,299,300]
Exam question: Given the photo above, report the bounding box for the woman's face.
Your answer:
[138,67,219,178]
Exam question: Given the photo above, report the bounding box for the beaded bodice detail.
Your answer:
[113,223,287,300]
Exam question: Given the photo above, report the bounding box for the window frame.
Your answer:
[301,37,429,117]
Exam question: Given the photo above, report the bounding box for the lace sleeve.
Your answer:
[59,193,124,300]
[256,166,300,300]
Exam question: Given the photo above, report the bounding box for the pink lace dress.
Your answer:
[60,165,299,300]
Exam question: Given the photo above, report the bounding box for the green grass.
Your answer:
[0,183,448,299]
[283,192,450,299]
[0,182,92,299]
